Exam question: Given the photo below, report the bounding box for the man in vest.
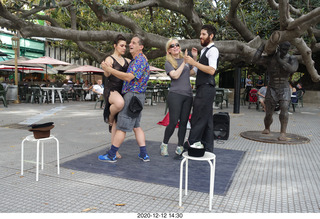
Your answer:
[184,24,219,153]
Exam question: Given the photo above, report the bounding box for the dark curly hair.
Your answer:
[114,34,127,45]
[201,24,217,39]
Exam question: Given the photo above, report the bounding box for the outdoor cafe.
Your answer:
[1,56,232,109]
[0,56,174,107]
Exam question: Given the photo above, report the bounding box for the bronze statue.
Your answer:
[253,42,299,141]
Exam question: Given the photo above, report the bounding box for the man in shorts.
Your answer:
[98,34,150,162]
[258,85,267,111]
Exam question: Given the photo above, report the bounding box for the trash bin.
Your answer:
[6,85,18,101]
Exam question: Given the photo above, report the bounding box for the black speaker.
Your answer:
[213,112,230,140]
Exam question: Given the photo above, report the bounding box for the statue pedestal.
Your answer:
[240,131,310,144]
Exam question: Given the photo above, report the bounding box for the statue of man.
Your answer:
[252,41,299,141]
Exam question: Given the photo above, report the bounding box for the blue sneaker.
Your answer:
[98,154,117,163]
[138,153,150,162]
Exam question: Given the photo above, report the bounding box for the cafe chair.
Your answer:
[223,89,229,108]
[73,85,82,101]
[297,90,304,108]
[94,95,105,109]
[240,90,246,106]
[61,85,70,103]
[0,84,8,107]
[290,90,304,112]
[18,85,28,102]
[30,85,46,104]
[215,88,224,109]
[145,88,154,106]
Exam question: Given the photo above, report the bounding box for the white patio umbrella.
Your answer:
[64,65,104,73]
[26,68,58,74]
[0,56,44,68]
[53,63,81,72]
[64,65,104,83]
[0,65,43,71]
[20,56,70,79]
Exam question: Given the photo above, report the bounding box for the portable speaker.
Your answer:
[213,112,230,140]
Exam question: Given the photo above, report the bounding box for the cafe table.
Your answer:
[41,86,64,104]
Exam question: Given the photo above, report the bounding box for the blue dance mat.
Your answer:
[61,139,245,196]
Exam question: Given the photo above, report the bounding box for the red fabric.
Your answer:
[157,113,191,128]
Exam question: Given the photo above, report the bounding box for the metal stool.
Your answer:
[21,135,60,181]
[179,151,216,211]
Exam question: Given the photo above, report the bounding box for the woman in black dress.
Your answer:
[102,34,130,158]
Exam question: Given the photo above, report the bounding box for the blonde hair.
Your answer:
[165,38,184,69]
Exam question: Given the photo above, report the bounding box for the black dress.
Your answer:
[103,56,129,123]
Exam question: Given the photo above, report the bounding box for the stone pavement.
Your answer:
[0,99,320,214]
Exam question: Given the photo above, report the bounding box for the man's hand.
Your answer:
[191,47,198,60]
[184,49,196,66]
[101,60,113,74]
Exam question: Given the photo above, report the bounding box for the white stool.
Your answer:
[21,135,60,181]
[179,151,216,211]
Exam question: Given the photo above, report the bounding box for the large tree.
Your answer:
[1,0,320,82]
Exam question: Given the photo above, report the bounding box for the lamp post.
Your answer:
[11,34,20,103]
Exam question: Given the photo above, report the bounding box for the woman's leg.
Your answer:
[163,93,182,144]
[160,92,183,156]
[108,91,124,159]
[108,91,124,124]
[177,96,193,146]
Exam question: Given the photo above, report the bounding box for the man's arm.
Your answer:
[258,91,264,97]
[184,55,216,75]
[192,59,215,75]
[111,69,135,82]
[101,61,135,82]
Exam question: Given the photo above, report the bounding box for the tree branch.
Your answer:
[227,0,256,42]
[68,5,106,63]
[84,0,144,34]
[278,0,293,30]
[291,38,320,82]
[113,0,158,12]
[112,0,203,35]
[287,7,320,30]
[267,0,301,16]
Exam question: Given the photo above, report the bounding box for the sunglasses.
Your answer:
[169,43,180,48]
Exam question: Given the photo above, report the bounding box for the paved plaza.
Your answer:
[0,99,320,214]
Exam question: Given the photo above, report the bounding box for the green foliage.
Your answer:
[291,72,304,83]
[149,56,166,70]
[51,73,66,81]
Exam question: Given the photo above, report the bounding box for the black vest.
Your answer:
[196,45,217,88]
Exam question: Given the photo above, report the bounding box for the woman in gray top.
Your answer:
[160,38,197,156]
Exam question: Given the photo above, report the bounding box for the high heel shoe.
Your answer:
[109,124,112,133]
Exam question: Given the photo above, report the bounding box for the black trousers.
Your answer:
[163,92,193,146]
[186,84,216,152]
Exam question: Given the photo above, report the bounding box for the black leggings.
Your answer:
[163,92,193,146]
